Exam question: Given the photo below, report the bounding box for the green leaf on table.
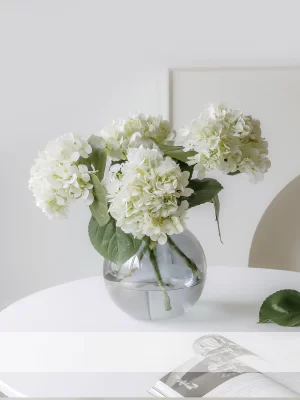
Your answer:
[185,178,223,208]
[259,289,300,327]
[212,195,223,244]
[88,135,107,181]
[158,144,197,162]
[89,174,110,227]
[88,216,142,265]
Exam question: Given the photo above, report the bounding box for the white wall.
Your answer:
[1,0,300,309]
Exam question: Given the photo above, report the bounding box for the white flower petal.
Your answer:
[81,173,91,183]
[71,152,80,162]
[84,191,94,206]
[56,195,65,205]
[78,164,88,174]
[84,144,92,154]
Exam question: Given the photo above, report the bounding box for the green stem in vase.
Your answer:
[137,241,149,263]
[148,247,172,312]
[119,239,149,279]
[167,237,201,280]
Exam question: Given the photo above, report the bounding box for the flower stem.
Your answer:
[167,237,201,280]
[148,247,172,311]
[138,241,149,263]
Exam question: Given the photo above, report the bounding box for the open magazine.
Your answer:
[149,335,300,398]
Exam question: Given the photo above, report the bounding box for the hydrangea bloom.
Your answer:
[99,113,174,161]
[176,104,271,182]
[104,146,193,244]
[29,133,94,219]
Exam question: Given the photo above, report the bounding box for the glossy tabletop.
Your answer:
[0,266,299,397]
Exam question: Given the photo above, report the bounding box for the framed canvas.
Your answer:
[166,66,300,268]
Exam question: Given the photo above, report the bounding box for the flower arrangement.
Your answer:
[29,105,271,314]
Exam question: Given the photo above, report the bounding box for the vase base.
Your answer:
[104,272,205,320]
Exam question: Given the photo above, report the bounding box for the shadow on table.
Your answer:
[190,300,258,319]
[161,300,259,325]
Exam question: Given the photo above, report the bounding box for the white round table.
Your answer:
[0,266,299,397]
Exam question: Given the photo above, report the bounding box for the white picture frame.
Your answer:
[163,65,300,268]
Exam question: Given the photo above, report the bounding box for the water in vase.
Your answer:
[104,270,205,320]
[103,230,207,320]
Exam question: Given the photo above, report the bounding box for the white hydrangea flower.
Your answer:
[99,113,174,161]
[104,146,193,244]
[176,104,271,182]
[29,133,94,219]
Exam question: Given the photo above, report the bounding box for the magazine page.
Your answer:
[203,373,297,398]
[264,373,300,395]
[150,335,300,397]
[193,335,300,395]
[150,356,298,398]
[235,356,300,394]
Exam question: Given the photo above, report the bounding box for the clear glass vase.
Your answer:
[103,230,207,320]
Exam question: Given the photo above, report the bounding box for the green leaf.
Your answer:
[185,178,223,208]
[259,289,300,327]
[89,174,110,227]
[212,195,223,244]
[88,135,107,181]
[177,160,194,176]
[228,170,241,176]
[158,144,197,162]
[88,216,142,265]
[111,159,126,166]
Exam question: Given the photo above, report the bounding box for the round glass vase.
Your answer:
[103,230,206,320]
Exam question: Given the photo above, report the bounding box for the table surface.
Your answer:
[0,266,299,397]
